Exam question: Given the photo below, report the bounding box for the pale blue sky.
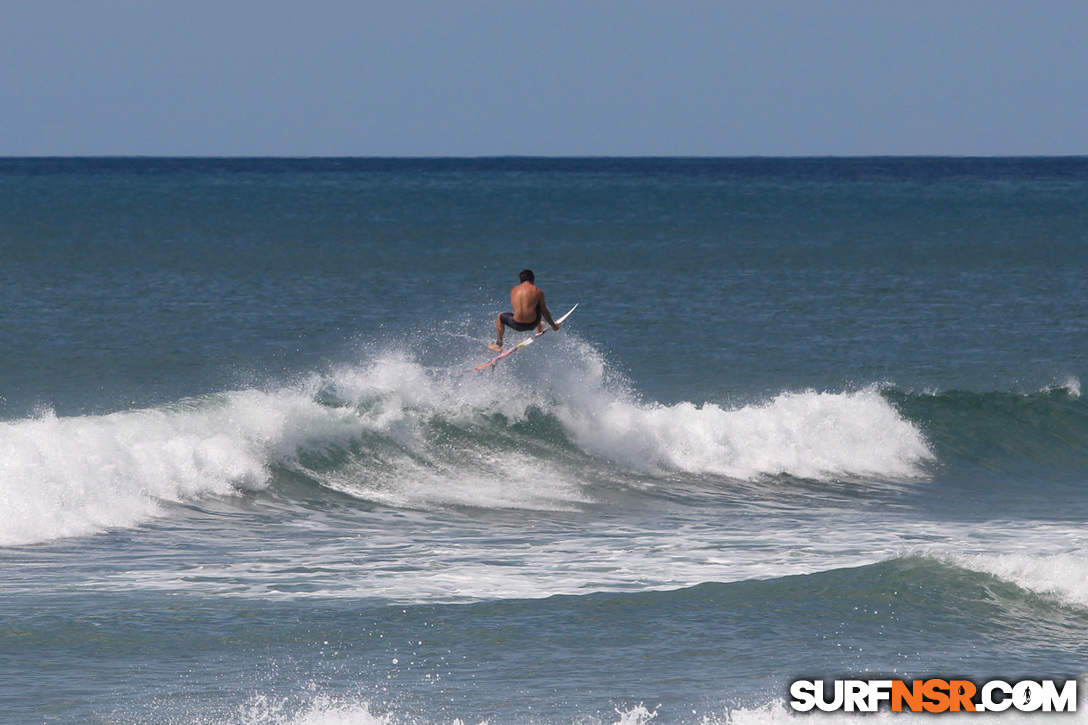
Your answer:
[1,1,1085,156]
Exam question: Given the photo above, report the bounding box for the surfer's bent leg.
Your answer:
[490,314,505,352]
[492,312,541,351]
[499,312,541,333]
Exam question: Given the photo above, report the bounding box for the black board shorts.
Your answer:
[500,311,540,332]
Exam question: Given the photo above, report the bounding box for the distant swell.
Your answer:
[888,382,1088,476]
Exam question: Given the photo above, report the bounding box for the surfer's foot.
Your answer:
[488,343,503,352]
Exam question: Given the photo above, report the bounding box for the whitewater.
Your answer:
[4,340,1084,616]
[3,157,1088,724]
[0,338,930,544]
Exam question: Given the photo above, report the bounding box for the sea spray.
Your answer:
[0,346,938,546]
[941,550,1088,611]
[0,387,364,546]
[557,387,933,480]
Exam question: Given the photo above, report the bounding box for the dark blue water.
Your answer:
[1,158,1087,724]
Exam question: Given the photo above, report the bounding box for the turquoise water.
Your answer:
[1,158,1088,723]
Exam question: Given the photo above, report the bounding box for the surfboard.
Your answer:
[474,304,578,371]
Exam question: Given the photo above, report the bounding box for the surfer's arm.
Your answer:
[539,296,559,330]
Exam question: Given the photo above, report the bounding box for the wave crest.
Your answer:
[560,387,932,480]
[0,344,934,546]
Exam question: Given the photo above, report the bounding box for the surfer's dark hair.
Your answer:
[519,269,535,283]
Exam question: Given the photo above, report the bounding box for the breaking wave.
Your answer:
[0,341,935,546]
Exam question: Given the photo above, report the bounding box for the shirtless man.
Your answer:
[488,269,559,352]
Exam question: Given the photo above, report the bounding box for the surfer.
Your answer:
[489,269,559,352]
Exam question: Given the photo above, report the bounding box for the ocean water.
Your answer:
[2,157,1088,724]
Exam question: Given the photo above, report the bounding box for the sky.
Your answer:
[1,0,1086,157]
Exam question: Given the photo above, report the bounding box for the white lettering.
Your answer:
[815,680,844,712]
[867,680,893,711]
[788,677,1077,713]
[844,680,868,712]
[1013,680,1043,712]
[789,680,816,712]
[981,680,1012,712]
[1041,680,1077,712]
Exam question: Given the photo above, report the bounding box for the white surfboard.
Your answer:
[474,304,578,371]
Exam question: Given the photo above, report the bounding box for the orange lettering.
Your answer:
[922,679,950,713]
[949,680,977,712]
[892,680,924,712]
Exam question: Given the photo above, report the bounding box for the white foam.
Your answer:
[558,387,932,480]
[0,341,934,547]
[236,695,394,725]
[228,697,657,725]
[316,453,592,511]
[304,351,594,510]
[332,347,933,483]
[1050,376,1081,398]
[0,387,366,546]
[877,516,1088,611]
[164,693,1088,725]
[944,550,1088,610]
[306,353,935,514]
